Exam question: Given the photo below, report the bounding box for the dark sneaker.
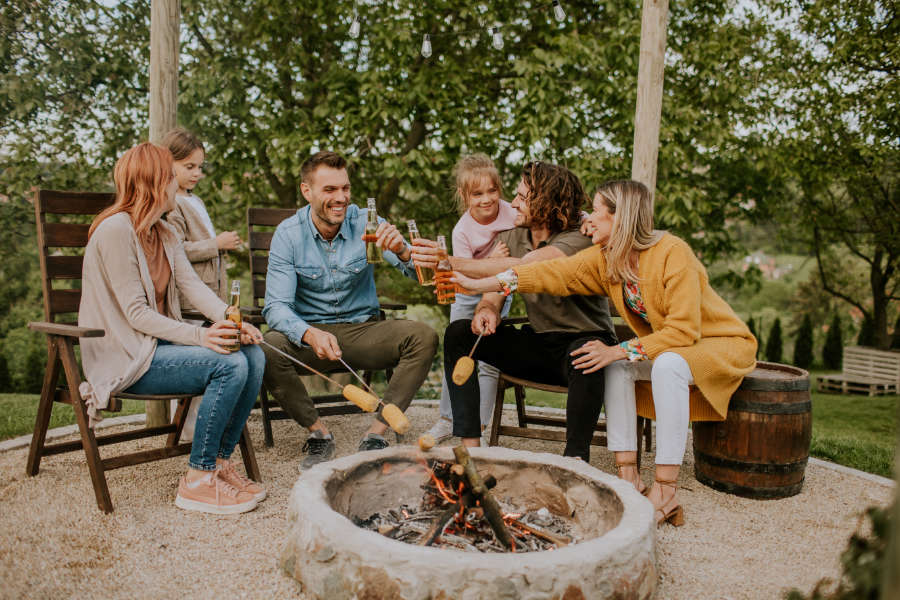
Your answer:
[358,433,390,452]
[300,432,335,470]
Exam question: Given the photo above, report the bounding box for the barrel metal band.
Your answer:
[695,473,804,499]
[727,398,812,415]
[694,450,808,474]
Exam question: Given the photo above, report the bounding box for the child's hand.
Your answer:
[488,240,509,258]
[216,231,243,250]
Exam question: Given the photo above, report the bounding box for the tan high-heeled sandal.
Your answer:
[615,460,646,495]
[652,478,685,527]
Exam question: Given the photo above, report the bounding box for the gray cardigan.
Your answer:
[77,212,228,426]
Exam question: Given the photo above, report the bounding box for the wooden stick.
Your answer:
[510,519,570,547]
[417,502,461,546]
[259,341,344,388]
[453,445,514,550]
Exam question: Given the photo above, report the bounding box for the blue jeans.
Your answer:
[126,342,265,471]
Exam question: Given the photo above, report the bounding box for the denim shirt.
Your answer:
[263,204,416,347]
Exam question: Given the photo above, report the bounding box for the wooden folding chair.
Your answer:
[26,189,260,513]
[246,207,406,447]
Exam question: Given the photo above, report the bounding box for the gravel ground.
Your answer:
[0,404,893,600]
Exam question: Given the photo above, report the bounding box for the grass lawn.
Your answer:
[501,387,898,478]
[0,394,145,441]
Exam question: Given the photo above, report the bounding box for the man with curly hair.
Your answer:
[411,162,616,461]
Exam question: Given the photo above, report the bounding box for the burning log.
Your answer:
[453,445,515,550]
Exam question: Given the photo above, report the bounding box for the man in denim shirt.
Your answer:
[262,151,438,468]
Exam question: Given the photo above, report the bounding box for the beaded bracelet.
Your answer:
[495,269,518,297]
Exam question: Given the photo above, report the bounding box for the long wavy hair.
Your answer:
[522,161,585,233]
[452,154,504,215]
[89,143,174,242]
[595,180,664,283]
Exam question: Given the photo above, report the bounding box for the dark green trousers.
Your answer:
[261,319,438,428]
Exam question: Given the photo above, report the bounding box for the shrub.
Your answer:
[21,344,45,394]
[823,314,843,370]
[793,315,814,369]
[0,350,11,393]
[856,314,874,347]
[765,317,783,363]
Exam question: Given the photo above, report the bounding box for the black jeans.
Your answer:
[444,320,617,461]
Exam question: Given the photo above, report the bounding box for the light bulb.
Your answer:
[552,0,566,22]
[490,27,504,50]
[421,34,432,58]
[349,17,361,39]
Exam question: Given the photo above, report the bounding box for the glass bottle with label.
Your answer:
[434,235,456,305]
[364,198,382,264]
[407,219,435,286]
[224,280,242,352]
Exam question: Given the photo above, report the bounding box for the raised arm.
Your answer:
[513,245,609,297]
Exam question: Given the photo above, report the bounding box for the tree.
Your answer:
[0,350,11,393]
[823,314,844,371]
[793,314,813,370]
[21,343,46,394]
[1,0,776,304]
[857,314,874,347]
[747,316,762,359]
[761,0,900,349]
[765,317,783,364]
[892,315,900,350]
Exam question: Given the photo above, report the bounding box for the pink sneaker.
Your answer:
[218,460,267,502]
[175,470,258,515]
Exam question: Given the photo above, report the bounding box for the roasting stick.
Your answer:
[337,356,378,397]
[258,340,410,434]
[451,331,484,385]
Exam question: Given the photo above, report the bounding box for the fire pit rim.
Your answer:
[287,445,654,568]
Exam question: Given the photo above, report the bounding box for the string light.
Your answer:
[421,34,432,58]
[552,0,566,22]
[490,26,504,50]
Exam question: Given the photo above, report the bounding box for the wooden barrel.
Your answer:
[692,362,811,499]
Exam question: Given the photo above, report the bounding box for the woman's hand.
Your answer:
[409,237,440,269]
[570,340,627,373]
[202,321,240,354]
[216,231,243,251]
[240,321,263,345]
[451,272,502,295]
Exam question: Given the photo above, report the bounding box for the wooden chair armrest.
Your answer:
[380,302,407,311]
[503,317,529,326]
[29,321,105,338]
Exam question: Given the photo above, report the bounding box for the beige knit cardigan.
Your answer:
[513,234,757,419]
[165,195,227,310]
[78,212,228,426]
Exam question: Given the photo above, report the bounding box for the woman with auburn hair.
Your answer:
[79,142,266,515]
[453,179,757,527]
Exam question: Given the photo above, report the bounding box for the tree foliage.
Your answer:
[765,317,783,364]
[793,314,813,370]
[823,314,844,371]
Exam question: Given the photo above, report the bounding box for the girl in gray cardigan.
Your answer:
[79,143,265,515]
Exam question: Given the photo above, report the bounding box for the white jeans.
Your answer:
[604,352,693,465]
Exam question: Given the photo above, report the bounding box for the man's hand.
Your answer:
[471,305,499,336]
[216,231,243,251]
[570,340,626,373]
[302,327,342,361]
[409,237,440,269]
[372,221,410,261]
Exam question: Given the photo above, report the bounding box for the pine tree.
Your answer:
[856,314,874,347]
[823,314,844,370]
[0,351,11,393]
[765,317,783,363]
[748,317,762,359]
[793,314,814,369]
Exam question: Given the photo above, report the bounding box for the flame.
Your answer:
[425,466,457,505]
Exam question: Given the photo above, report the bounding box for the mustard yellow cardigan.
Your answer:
[513,233,757,419]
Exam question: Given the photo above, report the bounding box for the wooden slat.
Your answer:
[251,254,269,275]
[43,222,90,248]
[248,207,296,227]
[39,190,114,215]
[47,289,82,315]
[496,425,607,447]
[102,444,192,471]
[500,375,567,394]
[253,279,267,302]
[249,231,274,251]
[45,255,84,279]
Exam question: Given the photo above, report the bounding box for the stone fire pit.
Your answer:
[281,446,656,599]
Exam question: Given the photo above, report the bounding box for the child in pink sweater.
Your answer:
[425,154,517,444]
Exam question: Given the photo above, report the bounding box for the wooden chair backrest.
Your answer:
[33,189,115,324]
[247,207,297,312]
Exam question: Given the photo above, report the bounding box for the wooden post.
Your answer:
[630,0,669,200]
[147,0,180,427]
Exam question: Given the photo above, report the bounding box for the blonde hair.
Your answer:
[90,143,174,243]
[452,154,504,215]
[595,180,664,283]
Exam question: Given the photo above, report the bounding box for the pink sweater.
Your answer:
[451,200,518,258]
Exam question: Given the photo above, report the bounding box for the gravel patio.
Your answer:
[0,402,893,599]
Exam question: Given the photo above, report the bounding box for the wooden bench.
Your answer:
[26,189,260,513]
[246,207,406,446]
[817,346,900,396]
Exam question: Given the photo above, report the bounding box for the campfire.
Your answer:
[282,446,657,599]
[354,446,575,552]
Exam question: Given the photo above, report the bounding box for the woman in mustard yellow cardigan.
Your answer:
[454,180,757,526]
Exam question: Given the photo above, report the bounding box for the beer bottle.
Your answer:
[224,280,242,352]
[435,235,455,305]
[407,219,435,286]
[364,198,382,264]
